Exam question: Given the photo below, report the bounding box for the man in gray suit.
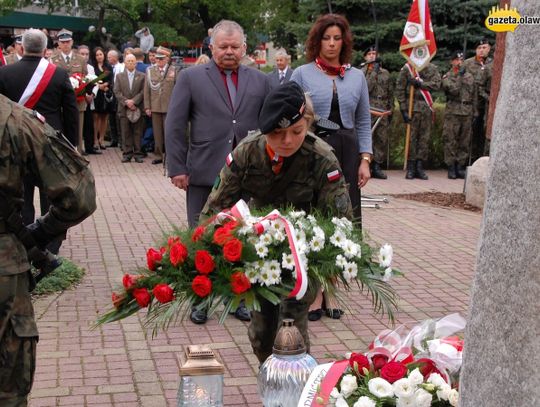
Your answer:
[165,20,270,324]
[267,50,293,89]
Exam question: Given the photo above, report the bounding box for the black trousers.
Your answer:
[186,185,213,228]
[83,105,95,152]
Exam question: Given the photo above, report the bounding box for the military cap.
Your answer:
[258,81,306,134]
[57,29,73,42]
[13,34,22,44]
[450,51,464,60]
[155,46,171,58]
[476,38,490,47]
[363,45,377,56]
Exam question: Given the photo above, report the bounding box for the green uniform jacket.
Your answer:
[201,131,353,219]
[362,64,394,111]
[396,63,441,112]
[463,56,493,116]
[0,95,97,275]
[442,69,475,116]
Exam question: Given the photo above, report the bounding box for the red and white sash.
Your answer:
[18,58,57,109]
[406,62,434,112]
[0,50,6,67]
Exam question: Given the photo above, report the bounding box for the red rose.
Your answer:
[122,274,141,290]
[349,353,370,375]
[416,358,443,379]
[195,250,215,275]
[230,272,251,294]
[192,275,212,298]
[133,287,151,308]
[192,226,206,242]
[152,283,174,303]
[168,236,180,247]
[380,361,407,383]
[222,220,238,231]
[170,242,188,266]
[146,248,163,271]
[372,354,389,370]
[223,238,243,262]
[112,292,125,309]
[213,226,233,246]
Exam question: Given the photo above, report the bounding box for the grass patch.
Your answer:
[32,258,85,295]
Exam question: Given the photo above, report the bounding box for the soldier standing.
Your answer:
[0,94,96,406]
[50,29,88,151]
[143,46,178,165]
[361,46,393,179]
[4,35,23,65]
[442,51,475,179]
[201,82,352,363]
[396,62,441,180]
[463,38,493,162]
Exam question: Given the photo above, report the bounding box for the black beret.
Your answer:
[450,51,464,60]
[258,81,306,134]
[477,38,490,47]
[13,35,22,44]
[363,45,377,56]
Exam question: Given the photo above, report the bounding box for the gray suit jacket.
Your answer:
[114,69,145,118]
[165,60,270,186]
[267,67,293,89]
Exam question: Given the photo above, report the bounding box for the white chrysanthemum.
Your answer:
[335,254,347,268]
[260,261,281,286]
[271,229,286,243]
[368,377,394,398]
[436,384,451,401]
[408,368,424,386]
[310,236,325,252]
[247,235,259,246]
[330,230,347,248]
[396,397,415,407]
[342,262,358,283]
[340,374,358,398]
[299,252,308,270]
[294,229,306,244]
[281,253,295,270]
[238,225,252,236]
[244,266,259,284]
[427,373,446,388]
[378,244,393,268]
[255,242,269,258]
[312,226,325,239]
[448,389,459,407]
[352,396,376,407]
[332,217,353,232]
[382,267,393,282]
[270,220,284,233]
[306,214,318,226]
[415,388,433,407]
[297,241,310,255]
[392,378,415,399]
[343,240,360,259]
[259,232,273,246]
[289,210,306,219]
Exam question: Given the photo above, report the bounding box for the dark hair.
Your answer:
[305,14,353,65]
[92,46,111,73]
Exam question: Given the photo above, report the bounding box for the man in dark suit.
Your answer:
[165,19,270,324]
[0,28,79,254]
[267,50,293,89]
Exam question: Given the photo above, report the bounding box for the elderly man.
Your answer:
[107,49,124,148]
[267,50,293,88]
[165,19,270,324]
[4,35,23,64]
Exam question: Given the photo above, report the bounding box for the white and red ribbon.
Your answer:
[18,58,57,109]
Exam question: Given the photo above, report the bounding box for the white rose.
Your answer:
[392,378,415,398]
[427,373,446,387]
[408,368,424,386]
[329,387,341,403]
[340,374,358,398]
[436,383,451,401]
[415,388,433,407]
[368,377,394,398]
[396,397,415,407]
[352,396,376,407]
[448,389,459,406]
[335,396,348,407]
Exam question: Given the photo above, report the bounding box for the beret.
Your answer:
[259,81,306,134]
[363,45,377,56]
[450,51,464,60]
[477,38,490,47]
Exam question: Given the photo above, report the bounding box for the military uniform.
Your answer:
[0,95,96,405]
[396,62,441,179]
[201,130,352,362]
[4,53,22,65]
[362,62,393,176]
[143,60,178,162]
[442,66,475,177]
[463,56,493,160]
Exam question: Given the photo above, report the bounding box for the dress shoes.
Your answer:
[121,156,132,163]
[109,141,119,148]
[86,149,102,155]
[308,309,323,321]
[134,157,144,163]
[234,304,251,321]
[190,308,208,324]
[151,159,163,165]
[325,308,344,319]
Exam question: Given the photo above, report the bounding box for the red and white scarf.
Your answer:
[18,58,57,109]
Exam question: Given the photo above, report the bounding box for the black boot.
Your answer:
[447,162,457,179]
[415,160,428,180]
[456,163,466,179]
[405,160,415,179]
[371,162,387,179]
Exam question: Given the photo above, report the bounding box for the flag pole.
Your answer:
[403,86,414,170]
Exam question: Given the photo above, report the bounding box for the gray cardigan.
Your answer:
[291,62,372,154]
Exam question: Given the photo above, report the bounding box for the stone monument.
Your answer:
[459,2,540,406]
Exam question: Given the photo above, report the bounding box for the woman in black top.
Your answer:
[91,47,114,150]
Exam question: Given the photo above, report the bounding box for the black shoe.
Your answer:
[405,160,415,179]
[415,160,428,180]
[447,163,457,179]
[456,163,466,179]
[371,162,388,179]
[134,157,144,163]
[82,151,88,156]
[99,143,107,150]
[121,156,132,163]
[151,159,163,165]
[325,308,344,319]
[234,304,251,321]
[109,141,119,148]
[190,308,208,324]
[308,309,323,321]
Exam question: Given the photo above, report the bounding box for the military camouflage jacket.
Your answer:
[0,95,96,275]
[463,56,493,112]
[442,68,475,116]
[396,63,441,112]
[201,131,353,219]
[362,64,394,111]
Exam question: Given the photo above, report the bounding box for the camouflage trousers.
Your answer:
[442,113,473,166]
[248,285,318,364]
[409,106,432,161]
[371,115,391,164]
[0,272,38,407]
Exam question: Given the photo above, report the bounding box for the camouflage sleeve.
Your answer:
[421,65,441,92]
[442,72,460,96]
[20,110,96,238]
[395,68,409,109]
[314,154,353,220]
[478,66,492,102]
[200,148,246,220]
[386,71,395,111]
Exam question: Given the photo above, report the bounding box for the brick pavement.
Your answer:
[29,149,481,406]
